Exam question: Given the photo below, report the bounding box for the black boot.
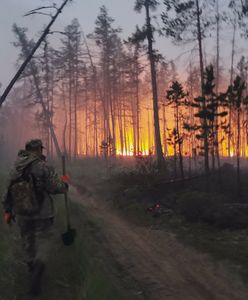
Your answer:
[29,259,45,296]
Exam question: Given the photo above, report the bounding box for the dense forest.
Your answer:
[1,0,248,176]
[3,2,248,299]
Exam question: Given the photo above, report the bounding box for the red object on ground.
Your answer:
[146,202,161,213]
[61,175,70,183]
[4,212,12,225]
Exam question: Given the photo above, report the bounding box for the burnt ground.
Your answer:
[70,185,248,300]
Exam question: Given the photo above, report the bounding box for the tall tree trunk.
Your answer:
[118,98,124,154]
[62,82,68,155]
[68,52,72,158]
[189,61,196,173]
[162,104,167,156]
[93,76,98,157]
[136,84,140,155]
[228,19,237,157]
[237,107,241,190]
[50,86,54,158]
[173,134,177,178]
[147,108,151,152]
[103,57,110,154]
[44,41,50,156]
[145,2,164,167]
[84,76,89,156]
[132,94,137,155]
[74,85,78,159]
[123,101,128,155]
[196,0,209,174]
[109,93,116,156]
[134,47,140,155]
[176,105,184,179]
[215,0,221,170]
[73,47,79,160]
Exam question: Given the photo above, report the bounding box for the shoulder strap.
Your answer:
[22,159,40,180]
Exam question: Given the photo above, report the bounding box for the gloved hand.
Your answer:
[60,175,70,183]
[4,212,12,225]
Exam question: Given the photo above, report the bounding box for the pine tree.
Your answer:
[90,6,122,157]
[134,0,164,168]
[184,65,228,173]
[226,76,246,189]
[161,0,214,173]
[12,24,61,156]
[166,81,187,178]
[59,18,83,159]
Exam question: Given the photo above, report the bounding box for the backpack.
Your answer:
[9,162,41,216]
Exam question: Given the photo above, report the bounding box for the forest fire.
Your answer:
[2,1,248,299]
[0,0,248,176]
[116,149,150,157]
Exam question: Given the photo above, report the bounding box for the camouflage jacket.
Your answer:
[2,150,68,220]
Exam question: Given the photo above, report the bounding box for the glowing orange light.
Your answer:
[69,95,246,158]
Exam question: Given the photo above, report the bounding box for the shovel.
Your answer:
[61,155,76,246]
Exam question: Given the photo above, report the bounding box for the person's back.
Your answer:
[2,139,69,296]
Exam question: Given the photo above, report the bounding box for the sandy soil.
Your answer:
[70,185,248,300]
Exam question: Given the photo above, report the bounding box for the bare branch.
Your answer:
[24,11,52,17]
[24,5,58,17]
[49,30,67,35]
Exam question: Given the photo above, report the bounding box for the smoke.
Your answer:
[0,87,40,165]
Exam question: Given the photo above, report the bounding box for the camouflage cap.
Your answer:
[25,139,45,151]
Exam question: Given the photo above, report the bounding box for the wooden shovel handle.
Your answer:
[62,155,66,176]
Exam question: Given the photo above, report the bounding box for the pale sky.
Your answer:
[0,0,247,91]
[0,0,187,89]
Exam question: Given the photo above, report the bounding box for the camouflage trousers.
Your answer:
[17,218,54,269]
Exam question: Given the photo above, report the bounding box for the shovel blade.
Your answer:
[62,228,76,246]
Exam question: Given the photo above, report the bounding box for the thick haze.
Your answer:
[0,0,248,161]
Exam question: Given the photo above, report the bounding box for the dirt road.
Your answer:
[70,186,248,300]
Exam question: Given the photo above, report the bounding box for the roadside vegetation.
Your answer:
[70,157,248,284]
[2,155,248,298]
